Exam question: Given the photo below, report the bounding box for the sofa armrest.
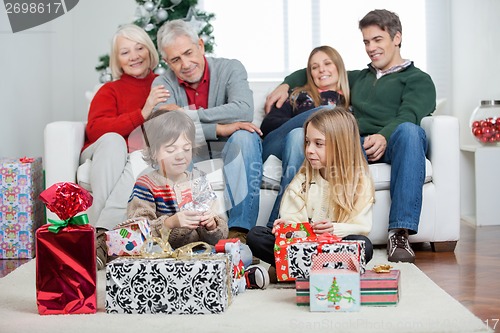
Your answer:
[44,121,85,188]
[420,115,461,240]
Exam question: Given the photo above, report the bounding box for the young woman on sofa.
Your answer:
[259,45,350,226]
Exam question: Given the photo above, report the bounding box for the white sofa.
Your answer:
[44,81,460,251]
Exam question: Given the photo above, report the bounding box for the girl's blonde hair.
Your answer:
[142,110,196,170]
[298,106,373,222]
[290,46,350,110]
[110,24,159,80]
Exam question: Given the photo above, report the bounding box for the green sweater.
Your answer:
[283,63,436,140]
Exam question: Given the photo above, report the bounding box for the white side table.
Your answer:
[461,144,500,226]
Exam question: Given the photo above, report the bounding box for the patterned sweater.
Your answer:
[260,90,345,138]
[127,170,228,249]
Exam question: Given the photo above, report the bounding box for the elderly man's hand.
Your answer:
[216,122,263,137]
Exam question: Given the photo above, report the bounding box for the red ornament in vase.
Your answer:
[470,100,500,146]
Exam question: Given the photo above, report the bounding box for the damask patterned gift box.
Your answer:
[106,254,232,314]
[287,239,366,279]
[0,157,44,259]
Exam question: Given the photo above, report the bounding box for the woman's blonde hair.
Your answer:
[297,106,373,222]
[290,45,350,109]
[110,24,159,80]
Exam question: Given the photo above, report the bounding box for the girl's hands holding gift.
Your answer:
[311,219,335,235]
[271,218,287,236]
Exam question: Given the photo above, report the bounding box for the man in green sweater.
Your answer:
[262,9,436,263]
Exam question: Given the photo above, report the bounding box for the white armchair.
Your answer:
[44,82,460,251]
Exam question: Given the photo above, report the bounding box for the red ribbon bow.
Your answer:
[19,156,34,163]
[317,232,342,252]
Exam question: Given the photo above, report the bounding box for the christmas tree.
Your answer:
[95,0,215,83]
[327,277,343,305]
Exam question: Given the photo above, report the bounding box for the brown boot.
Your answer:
[228,228,248,244]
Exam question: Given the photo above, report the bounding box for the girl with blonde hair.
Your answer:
[248,106,374,268]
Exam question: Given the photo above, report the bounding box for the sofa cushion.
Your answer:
[261,155,433,192]
[369,159,433,191]
[76,150,150,192]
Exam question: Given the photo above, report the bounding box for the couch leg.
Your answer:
[430,241,457,252]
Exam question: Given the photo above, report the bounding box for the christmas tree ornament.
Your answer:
[184,6,207,32]
[205,23,213,34]
[144,23,155,31]
[144,1,155,12]
[156,8,168,21]
[154,66,167,75]
[171,0,182,5]
[99,70,112,83]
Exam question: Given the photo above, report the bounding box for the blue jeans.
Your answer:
[262,107,324,227]
[365,122,428,234]
[222,130,263,231]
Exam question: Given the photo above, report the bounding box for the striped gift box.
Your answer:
[295,270,400,307]
[295,278,310,306]
[360,270,400,306]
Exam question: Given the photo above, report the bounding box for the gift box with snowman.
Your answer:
[309,251,361,312]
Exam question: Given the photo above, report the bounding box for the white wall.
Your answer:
[0,0,136,159]
[1,1,499,157]
[451,0,500,146]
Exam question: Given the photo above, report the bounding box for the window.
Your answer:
[201,0,426,78]
[200,0,449,105]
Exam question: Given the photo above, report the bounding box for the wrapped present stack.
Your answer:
[0,157,44,259]
[274,223,366,282]
[36,182,96,315]
[274,222,316,281]
[106,239,233,314]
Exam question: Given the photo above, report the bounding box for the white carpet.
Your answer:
[0,250,491,333]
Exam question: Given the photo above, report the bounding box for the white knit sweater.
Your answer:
[278,172,374,238]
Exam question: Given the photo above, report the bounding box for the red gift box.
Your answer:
[36,223,96,314]
[274,222,316,282]
[35,182,96,315]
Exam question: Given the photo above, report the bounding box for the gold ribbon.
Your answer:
[126,228,234,304]
[136,237,213,259]
[372,264,393,273]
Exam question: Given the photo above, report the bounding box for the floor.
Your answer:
[414,221,500,333]
[1,220,499,332]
